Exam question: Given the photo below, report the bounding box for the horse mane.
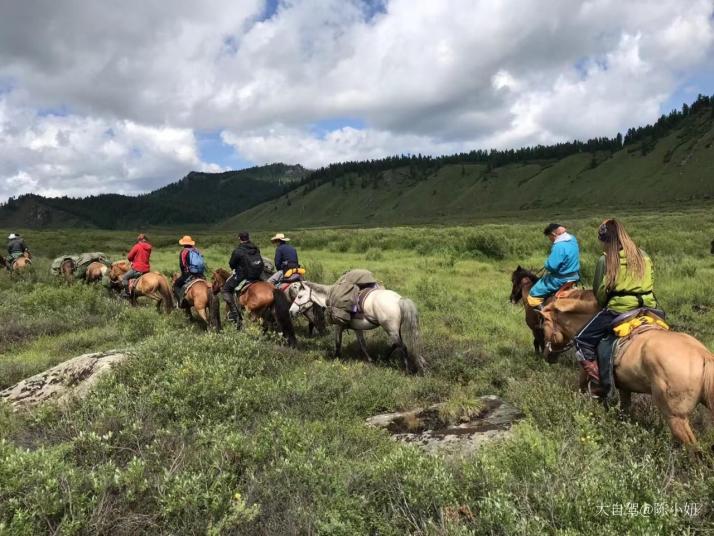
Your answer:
[511,265,539,284]
[214,268,231,279]
[303,281,332,294]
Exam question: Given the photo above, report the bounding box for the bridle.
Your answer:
[292,284,315,314]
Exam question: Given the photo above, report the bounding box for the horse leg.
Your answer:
[334,326,343,358]
[618,389,632,419]
[651,383,699,445]
[355,331,373,363]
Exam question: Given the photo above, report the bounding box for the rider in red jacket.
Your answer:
[122,234,152,295]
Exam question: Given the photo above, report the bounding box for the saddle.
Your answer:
[237,279,256,295]
[351,285,379,322]
[178,277,205,306]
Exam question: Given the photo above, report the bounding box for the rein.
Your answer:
[293,285,315,314]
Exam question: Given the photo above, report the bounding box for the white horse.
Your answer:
[283,281,326,336]
[289,281,426,373]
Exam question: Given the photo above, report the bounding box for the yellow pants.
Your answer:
[526,295,544,307]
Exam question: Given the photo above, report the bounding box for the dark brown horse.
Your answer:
[211,268,296,346]
[510,266,547,356]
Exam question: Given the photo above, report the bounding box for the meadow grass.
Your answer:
[0,208,713,534]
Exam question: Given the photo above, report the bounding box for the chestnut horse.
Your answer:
[3,251,33,272]
[540,290,714,445]
[108,260,174,313]
[211,268,296,346]
[172,274,221,331]
[85,261,108,283]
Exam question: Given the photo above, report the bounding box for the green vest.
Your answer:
[594,251,656,313]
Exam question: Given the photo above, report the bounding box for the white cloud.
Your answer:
[0,94,218,200]
[0,0,713,198]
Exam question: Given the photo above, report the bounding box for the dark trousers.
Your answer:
[575,309,619,361]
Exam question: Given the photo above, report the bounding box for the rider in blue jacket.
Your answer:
[527,223,580,308]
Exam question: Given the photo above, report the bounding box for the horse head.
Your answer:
[210,268,231,295]
[289,282,314,318]
[510,265,538,304]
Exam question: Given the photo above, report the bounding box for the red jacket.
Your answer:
[127,241,152,273]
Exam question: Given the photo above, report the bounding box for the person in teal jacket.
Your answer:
[527,223,580,308]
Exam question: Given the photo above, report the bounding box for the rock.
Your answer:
[0,350,128,409]
[366,395,524,456]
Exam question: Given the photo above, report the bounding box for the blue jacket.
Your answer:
[529,233,580,298]
[275,242,298,271]
[544,233,580,279]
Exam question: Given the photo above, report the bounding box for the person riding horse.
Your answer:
[222,231,264,327]
[173,235,205,306]
[267,232,300,286]
[6,233,30,270]
[527,223,580,309]
[574,219,658,398]
[122,234,152,297]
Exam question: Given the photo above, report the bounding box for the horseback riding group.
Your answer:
[5,220,713,442]
[511,219,714,445]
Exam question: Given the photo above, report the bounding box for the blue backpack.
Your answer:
[187,248,205,274]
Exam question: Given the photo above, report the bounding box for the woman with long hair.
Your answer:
[575,219,658,396]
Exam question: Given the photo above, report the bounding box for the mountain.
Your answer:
[220,96,714,229]
[0,164,309,229]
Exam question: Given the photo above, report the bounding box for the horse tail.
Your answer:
[399,298,426,373]
[157,276,175,313]
[272,288,297,347]
[208,290,221,332]
[702,354,714,414]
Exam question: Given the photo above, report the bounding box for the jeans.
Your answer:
[267,270,284,285]
[121,268,144,288]
[574,309,619,361]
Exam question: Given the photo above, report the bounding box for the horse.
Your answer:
[4,251,33,273]
[85,261,108,283]
[108,260,174,313]
[172,273,221,331]
[540,290,714,445]
[509,266,546,356]
[289,281,426,373]
[59,258,76,283]
[282,281,327,336]
[211,269,296,347]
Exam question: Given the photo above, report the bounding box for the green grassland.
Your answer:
[1,208,714,534]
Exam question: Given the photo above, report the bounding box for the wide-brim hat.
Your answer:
[178,235,195,246]
[270,232,290,242]
[8,233,17,239]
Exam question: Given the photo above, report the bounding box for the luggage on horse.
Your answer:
[75,252,111,279]
[50,255,79,276]
[325,269,380,326]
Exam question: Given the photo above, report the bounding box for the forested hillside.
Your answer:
[223,96,714,229]
[0,164,308,229]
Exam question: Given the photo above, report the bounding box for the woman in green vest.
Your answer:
[575,219,658,395]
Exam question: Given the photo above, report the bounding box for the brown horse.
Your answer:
[85,261,108,283]
[510,266,546,355]
[60,258,76,283]
[108,260,174,313]
[3,251,33,272]
[540,290,714,445]
[172,274,221,331]
[211,268,296,346]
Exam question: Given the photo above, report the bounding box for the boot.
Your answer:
[579,359,604,398]
[223,292,242,329]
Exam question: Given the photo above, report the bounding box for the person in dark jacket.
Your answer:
[267,232,299,285]
[222,232,263,326]
[122,234,152,296]
[7,233,29,267]
[174,235,202,304]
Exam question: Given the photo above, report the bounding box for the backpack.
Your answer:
[187,248,206,274]
[241,251,264,280]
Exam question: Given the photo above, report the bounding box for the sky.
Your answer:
[0,0,713,201]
